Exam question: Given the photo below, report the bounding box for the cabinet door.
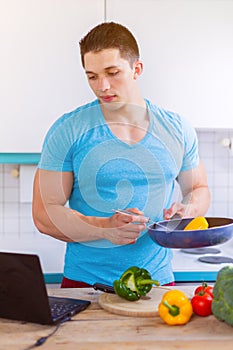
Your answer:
[106,0,233,128]
[0,0,104,152]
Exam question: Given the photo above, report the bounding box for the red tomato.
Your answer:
[194,282,214,298]
[191,292,213,316]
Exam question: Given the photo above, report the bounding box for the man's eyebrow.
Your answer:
[105,65,120,70]
[85,65,120,74]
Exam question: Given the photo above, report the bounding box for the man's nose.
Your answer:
[98,77,110,91]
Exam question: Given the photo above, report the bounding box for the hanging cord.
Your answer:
[24,316,70,349]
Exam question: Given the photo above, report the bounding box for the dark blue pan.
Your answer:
[148,217,233,248]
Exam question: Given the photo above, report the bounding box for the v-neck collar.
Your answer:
[96,100,153,148]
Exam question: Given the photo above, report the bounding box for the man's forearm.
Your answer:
[33,204,108,242]
[164,185,210,220]
[182,185,210,217]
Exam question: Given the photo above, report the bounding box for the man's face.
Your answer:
[83,48,140,109]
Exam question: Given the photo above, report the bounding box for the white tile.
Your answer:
[229,170,233,186]
[3,171,20,187]
[3,203,19,217]
[206,203,214,216]
[228,187,233,199]
[228,202,233,217]
[0,172,3,187]
[214,143,230,159]
[198,143,214,158]
[212,202,228,217]
[196,131,215,143]
[19,165,37,203]
[202,159,214,174]
[208,187,215,202]
[213,172,229,187]
[213,157,229,172]
[3,188,19,202]
[212,187,229,203]
[229,157,233,169]
[214,131,232,143]
[19,217,35,233]
[3,218,19,233]
[19,203,32,217]
[0,188,3,203]
[206,173,214,188]
[3,164,18,173]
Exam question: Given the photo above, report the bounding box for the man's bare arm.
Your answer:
[32,169,147,244]
[164,161,210,219]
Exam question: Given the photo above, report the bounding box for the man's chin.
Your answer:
[100,100,125,111]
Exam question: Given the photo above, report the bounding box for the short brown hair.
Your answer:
[79,22,140,68]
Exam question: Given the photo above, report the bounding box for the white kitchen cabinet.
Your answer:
[0,0,104,152]
[106,0,233,128]
[1,0,233,154]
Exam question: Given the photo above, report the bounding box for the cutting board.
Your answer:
[98,287,172,317]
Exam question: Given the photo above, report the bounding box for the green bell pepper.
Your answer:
[113,266,160,301]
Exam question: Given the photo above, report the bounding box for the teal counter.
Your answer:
[0,153,40,164]
[44,271,218,285]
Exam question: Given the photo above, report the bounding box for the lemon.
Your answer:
[184,216,209,231]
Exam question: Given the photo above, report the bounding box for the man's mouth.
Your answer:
[100,95,115,103]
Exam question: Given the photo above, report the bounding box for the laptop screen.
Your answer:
[0,252,90,324]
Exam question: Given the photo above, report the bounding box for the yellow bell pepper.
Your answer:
[184,216,209,231]
[158,290,193,325]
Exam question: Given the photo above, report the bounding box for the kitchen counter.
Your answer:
[1,234,232,283]
[0,287,233,350]
[171,239,233,282]
[0,153,40,164]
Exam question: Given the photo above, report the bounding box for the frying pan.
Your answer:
[148,217,233,249]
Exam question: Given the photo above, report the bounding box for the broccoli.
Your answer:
[211,265,233,326]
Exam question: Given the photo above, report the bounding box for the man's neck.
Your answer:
[101,98,147,125]
[100,99,149,145]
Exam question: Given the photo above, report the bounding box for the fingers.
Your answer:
[109,208,148,245]
[164,208,175,220]
[115,208,149,224]
[126,207,144,216]
[164,203,188,220]
[115,215,147,235]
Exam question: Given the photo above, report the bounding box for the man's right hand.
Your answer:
[104,208,148,245]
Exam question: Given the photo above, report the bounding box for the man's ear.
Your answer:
[133,61,143,79]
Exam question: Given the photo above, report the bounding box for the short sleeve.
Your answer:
[38,114,74,172]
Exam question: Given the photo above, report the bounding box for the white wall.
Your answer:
[0,0,103,152]
[107,0,233,129]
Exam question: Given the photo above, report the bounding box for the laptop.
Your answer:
[0,252,90,325]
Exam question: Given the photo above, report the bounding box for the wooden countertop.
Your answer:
[0,286,233,350]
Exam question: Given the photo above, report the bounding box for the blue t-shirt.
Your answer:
[38,99,199,285]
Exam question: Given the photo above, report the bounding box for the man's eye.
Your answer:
[108,71,119,76]
[87,75,97,80]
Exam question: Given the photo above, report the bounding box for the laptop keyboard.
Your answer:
[50,300,80,318]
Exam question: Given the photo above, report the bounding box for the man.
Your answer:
[32,22,210,288]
